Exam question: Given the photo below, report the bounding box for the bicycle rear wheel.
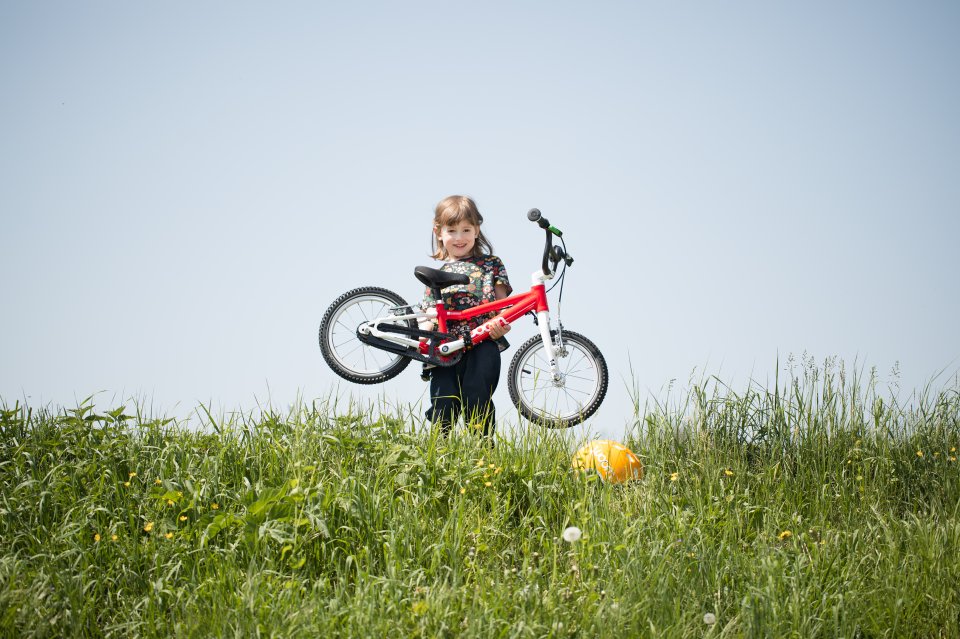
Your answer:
[319,287,413,384]
[507,330,608,428]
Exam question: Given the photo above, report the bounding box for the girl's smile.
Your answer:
[437,222,478,260]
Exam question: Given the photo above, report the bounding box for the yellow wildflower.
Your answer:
[94,533,101,543]
[211,503,219,510]
[128,472,137,479]
[166,499,175,506]
[460,488,466,494]
[484,481,492,487]
[164,532,174,540]
[494,467,502,475]
[154,478,163,485]
[724,469,734,476]
[143,521,154,533]
[111,534,118,542]
[950,456,957,462]
[778,530,792,541]
[951,447,956,453]
[916,450,923,458]
[123,481,130,487]
[179,515,188,522]
[488,463,495,469]
[670,472,679,482]
[475,459,485,468]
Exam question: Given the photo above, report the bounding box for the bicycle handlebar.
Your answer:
[527,208,563,237]
[527,208,573,277]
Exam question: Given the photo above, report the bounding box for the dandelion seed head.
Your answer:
[703,612,717,625]
[562,526,582,543]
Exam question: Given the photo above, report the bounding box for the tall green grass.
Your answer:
[1,361,958,637]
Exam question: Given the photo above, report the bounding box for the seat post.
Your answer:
[434,294,448,332]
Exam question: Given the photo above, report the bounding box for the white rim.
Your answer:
[326,295,406,377]
[514,338,602,422]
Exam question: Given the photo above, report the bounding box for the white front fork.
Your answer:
[536,310,562,381]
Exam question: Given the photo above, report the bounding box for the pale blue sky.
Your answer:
[2,2,958,439]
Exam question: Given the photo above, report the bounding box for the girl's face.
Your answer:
[437,222,478,260]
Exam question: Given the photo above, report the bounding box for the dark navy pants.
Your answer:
[425,340,501,438]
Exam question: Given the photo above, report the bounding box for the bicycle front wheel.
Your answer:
[507,330,608,429]
[319,287,413,384]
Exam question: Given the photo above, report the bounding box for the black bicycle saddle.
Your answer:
[414,266,469,290]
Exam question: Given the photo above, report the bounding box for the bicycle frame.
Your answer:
[360,269,561,378]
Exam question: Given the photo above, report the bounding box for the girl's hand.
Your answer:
[488,315,511,340]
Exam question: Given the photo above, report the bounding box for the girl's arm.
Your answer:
[418,290,436,338]
[489,284,512,340]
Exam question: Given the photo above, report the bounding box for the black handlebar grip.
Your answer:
[527,209,542,222]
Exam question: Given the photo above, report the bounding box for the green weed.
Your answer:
[1,362,958,638]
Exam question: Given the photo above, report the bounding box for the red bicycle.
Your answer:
[319,209,608,428]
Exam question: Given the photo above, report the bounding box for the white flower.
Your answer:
[703,612,717,625]
[562,526,582,543]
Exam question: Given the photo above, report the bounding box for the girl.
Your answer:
[420,195,512,440]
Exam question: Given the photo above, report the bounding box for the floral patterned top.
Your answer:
[421,255,512,343]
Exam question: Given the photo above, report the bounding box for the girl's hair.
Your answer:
[430,195,494,260]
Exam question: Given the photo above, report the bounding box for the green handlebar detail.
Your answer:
[549,225,563,237]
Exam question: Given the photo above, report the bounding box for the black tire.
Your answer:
[507,330,608,429]
[319,287,414,384]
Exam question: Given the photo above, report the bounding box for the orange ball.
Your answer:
[572,439,644,484]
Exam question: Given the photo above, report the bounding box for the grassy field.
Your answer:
[1,363,959,638]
